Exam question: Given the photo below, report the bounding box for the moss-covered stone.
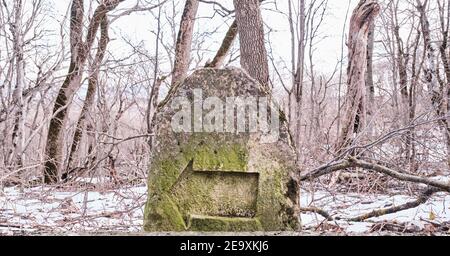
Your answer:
[188,215,263,232]
[143,68,299,232]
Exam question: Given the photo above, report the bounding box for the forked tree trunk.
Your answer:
[43,0,122,184]
[336,0,380,154]
[64,17,110,181]
[44,0,84,184]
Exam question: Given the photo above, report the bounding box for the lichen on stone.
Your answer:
[143,68,299,232]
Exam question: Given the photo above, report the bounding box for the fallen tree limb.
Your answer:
[300,160,353,181]
[0,223,22,228]
[300,207,334,221]
[300,158,450,192]
[300,187,441,223]
[343,187,441,222]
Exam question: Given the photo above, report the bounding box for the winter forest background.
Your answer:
[1,0,450,235]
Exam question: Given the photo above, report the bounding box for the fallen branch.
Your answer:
[0,223,22,228]
[300,207,334,221]
[343,187,440,222]
[300,160,353,181]
[300,158,450,192]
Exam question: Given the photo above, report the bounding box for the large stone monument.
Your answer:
[144,68,299,232]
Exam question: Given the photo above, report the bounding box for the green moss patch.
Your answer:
[188,215,263,232]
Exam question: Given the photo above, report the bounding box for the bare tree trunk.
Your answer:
[205,20,238,68]
[417,0,450,167]
[9,0,25,170]
[437,0,450,168]
[406,30,422,170]
[65,17,110,180]
[146,5,164,150]
[43,0,84,184]
[146,77,164,149]
[151,0,199,149]
[43,0,122,184]
[337,0,353,142]
[391,4,411,159]
[386,5,401,122]
[233,0,270,89]
[287,0,295,127]
[417,0,440,105]
[293,0,306,157]
[438,0,450,85]
[171,0,199,86]
[336,0,380,154]
[394,27,409,109]
[365,22,376,114]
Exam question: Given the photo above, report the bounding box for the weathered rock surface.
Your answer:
[144,68,299,232]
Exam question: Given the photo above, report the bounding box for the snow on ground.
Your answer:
[301,189,450,234]
[1,184,450,235]
[0,185,147,235]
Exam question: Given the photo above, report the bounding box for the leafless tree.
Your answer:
[43,0,125,184]
[336,0,380,154]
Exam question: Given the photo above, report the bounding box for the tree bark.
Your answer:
[365,21,375,113]
[171,0,199,86]
[9,0,25,170]
[417,0,440,106]
[406,31,422,169]
[437,0,450,168]
[43,0,122,184]
[417,0,450,168]
[393,24,409,109]
[146,5,164,150]
[205,20,238,69]
[292,0,306,157]
[336,0,380,153]
[390,3,414,161]
[65,17,110,180]
[287,0,295,127]
[233,0,270,90]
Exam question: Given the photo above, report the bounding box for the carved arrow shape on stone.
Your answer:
[170,159,261,230]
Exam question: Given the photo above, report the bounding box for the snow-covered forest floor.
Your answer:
[1,180,450,236]
[301,189,450,234]
[0,182,147,235]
